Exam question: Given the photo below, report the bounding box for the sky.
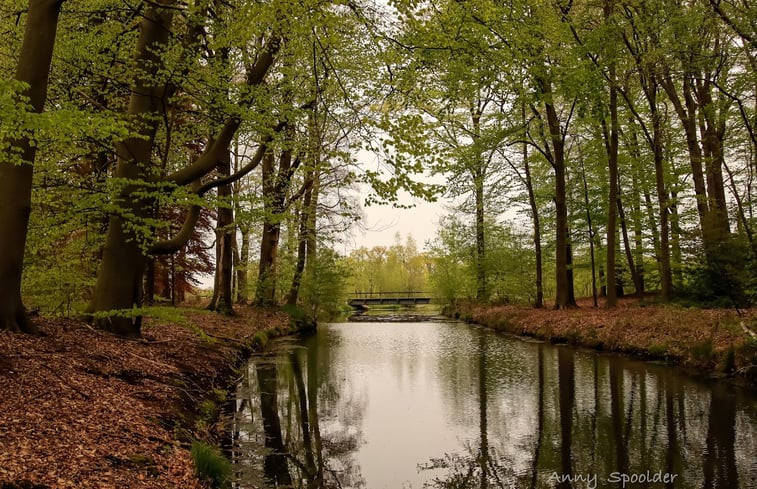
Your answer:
[342,191,452,252]
[338,145,459,254]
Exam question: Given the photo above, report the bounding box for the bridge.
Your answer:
[347,291,433,309]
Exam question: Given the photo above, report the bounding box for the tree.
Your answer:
[0,0,64,333]
[87,0,281,335]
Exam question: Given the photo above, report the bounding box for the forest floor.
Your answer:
[0,305,292,489]
[448,296,757,384]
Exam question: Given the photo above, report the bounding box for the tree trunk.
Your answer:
[653,117,673,300]
[630,158,645,294]
[604,56,620,307]
[523,135,543,308]
[642,76,673,301]
[237,227,250,304]
[87,1,176,336]
[0,0,63,333]
[580,155,598,307]
[471,110,487,302]
[208,150,235,314]
[545,97,576,309]
[255,152,285,306]
[670,190,684,287]
[287,170,315,306]
[618,192,642,298]
[474,168,487,302]
[256,223,282,306]
[662,72,729,260]
[288,108,320,307]
[144,258,155,306]
[231,138,251,305]
[696,77,731,240]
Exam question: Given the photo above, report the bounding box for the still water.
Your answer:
[231,321,757,488]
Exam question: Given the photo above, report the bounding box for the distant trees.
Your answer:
[345,234,430,296]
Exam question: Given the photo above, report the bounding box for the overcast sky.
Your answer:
[343,191,452,252]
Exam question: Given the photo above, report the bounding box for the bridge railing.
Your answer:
[348,291,431,300]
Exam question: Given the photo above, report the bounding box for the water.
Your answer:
[231,321,757,488]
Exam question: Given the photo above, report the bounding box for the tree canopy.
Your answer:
[1,0,756,336]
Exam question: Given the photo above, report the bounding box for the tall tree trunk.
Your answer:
[523,136,543,308]
[604,6,620,307]
[649,82,673,300]
[474,168,487,302]
[255,152,285,306]
[669,190,684,287]
[237,226,250,304]
[288,109,320,307]
[662,72,728,260]
[144,258,155,306]
[545,97,576,309]
[0,0,63,333]
[696,76,731,240]
[87,1,176,336]
[618,192,642,298]
[208,150,234,314]
[287,171,315,306]
[580,155,598,307]
[232,139,250,304]
[630,160,645,294]
[471,109,488,302]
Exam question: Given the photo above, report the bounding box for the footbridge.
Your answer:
[347,291,433,309]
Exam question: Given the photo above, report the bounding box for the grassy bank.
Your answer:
[446,297,757,383]
[0,305,305,489]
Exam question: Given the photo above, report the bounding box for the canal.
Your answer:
[230,320,757,488]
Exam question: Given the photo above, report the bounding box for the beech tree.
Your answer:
[0,0,64,332]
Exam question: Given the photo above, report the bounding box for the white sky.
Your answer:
[339,147,460,254]
[343,190,453,252]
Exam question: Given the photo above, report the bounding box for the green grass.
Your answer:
[190,441,231,489]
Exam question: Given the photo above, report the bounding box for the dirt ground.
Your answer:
[0,306,290,489]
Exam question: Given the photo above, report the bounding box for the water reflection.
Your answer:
[232,322,757,488]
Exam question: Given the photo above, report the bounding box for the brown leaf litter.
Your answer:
[0,306,290,488]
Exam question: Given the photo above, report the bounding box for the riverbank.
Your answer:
[0,306,296,488]
[446,297,757,383]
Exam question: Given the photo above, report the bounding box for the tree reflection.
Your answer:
[236,339,366,489]
[235,325,754,489]
[530,345,544,489]
[702,383,738,489]
[257,361,294,486]
[557,348,575,489]
[420,332,518,488]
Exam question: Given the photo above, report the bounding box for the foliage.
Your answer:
[428,215,536,305]
[301,248,349,320]
[344,233,431,296]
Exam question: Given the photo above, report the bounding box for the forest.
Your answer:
[1,0,756,336]
[2,1,757,488]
